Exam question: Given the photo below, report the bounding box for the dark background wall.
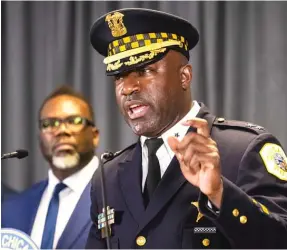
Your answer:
[2,1,287,191]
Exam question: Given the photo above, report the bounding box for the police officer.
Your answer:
[86,8,287,248]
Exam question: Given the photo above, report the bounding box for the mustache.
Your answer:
[53,136,75,146]
[122,93,151,113]
[123,93,148,103]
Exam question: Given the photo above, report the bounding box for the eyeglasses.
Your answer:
[39,116,94,133]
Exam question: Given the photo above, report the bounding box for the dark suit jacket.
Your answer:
[1,180,92,249]
[86,104,287,249]
[1,183,18,202]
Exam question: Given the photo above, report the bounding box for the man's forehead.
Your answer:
[41,95,90,117]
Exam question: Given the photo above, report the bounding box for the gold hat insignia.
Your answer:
[105,12,127,37]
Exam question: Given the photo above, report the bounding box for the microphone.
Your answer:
[1,149,29,160]
[99,151,120,249]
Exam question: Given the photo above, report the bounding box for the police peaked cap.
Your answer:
[90,8,199,75]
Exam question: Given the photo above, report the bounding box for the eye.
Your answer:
[113,75,124,87]
[137,66,154,76]
[42,120,51,128]
[53,120,61,127]
[137,68,147,76]
[72,117,83,125]
[114,74,124,82]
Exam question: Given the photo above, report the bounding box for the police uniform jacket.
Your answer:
[86,103,287,249]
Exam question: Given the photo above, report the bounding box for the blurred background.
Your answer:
[2,1,287,192]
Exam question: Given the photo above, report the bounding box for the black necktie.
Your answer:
[143,138,163,207]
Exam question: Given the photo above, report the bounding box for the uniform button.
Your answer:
[240,215,248,224]
[232,209,239,217]
[202,238,210,247]
[217,117,225,123]
[136,236,146,247]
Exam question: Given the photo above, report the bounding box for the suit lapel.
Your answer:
[56,183,92,249]
[24,181,48,235]
[118,142,145,225]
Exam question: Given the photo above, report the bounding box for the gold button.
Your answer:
[136,236,146,246]
[202,238,210,247]
[240,215,247,224]
[232,209,239,217]
[217,117,225,123]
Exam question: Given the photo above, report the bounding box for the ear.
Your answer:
[180,64,192,90]
[92,127,100,147]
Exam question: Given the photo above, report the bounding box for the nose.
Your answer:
[54,122,71,136]
[121,74,140,96]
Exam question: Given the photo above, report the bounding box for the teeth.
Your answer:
[130,104,141,109]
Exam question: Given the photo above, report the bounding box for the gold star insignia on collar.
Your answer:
[191,201,204,223]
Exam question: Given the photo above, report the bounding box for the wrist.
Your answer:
[207,178,223,209]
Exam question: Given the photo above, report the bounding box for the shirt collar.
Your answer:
[48,156,99,194]
[140,100,201,157]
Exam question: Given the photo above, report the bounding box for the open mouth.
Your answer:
[127,104,150,120]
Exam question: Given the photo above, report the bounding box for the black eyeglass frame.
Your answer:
[38,115,95,133]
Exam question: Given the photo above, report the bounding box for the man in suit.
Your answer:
[1,183,18,202]
[2,85,99,249]
[86,8,287,249]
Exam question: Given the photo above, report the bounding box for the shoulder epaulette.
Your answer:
[112,142,137,159]
[213,117,267,135]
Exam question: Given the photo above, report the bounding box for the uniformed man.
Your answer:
[86,8,287,248]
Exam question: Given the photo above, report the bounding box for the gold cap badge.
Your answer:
[105,12,127,37]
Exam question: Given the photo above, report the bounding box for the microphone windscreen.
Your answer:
[16,149,29,159]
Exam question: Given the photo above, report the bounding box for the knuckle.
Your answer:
[186,131,195,139]
[209,138,217,146]
[207,145,216,152]
[183,155,190,165]
[202,119,208,125]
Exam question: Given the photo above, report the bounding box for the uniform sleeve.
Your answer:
[85,171,107,249]
[198,133,287,248]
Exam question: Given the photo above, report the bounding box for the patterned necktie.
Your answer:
[41,182,67,249]
[143,138,164,207]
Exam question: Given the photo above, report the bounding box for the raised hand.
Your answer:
[168,118,223,208]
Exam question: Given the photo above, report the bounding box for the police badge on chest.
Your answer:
[98,206,115,238]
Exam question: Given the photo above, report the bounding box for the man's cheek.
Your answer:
[43,138,54,154]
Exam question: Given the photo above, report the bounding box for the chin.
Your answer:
[130,120,159,137]
[52,153,80,170]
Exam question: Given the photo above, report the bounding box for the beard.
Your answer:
[52,152,80,170]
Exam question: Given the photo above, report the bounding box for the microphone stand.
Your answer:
[99,152,114,249]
